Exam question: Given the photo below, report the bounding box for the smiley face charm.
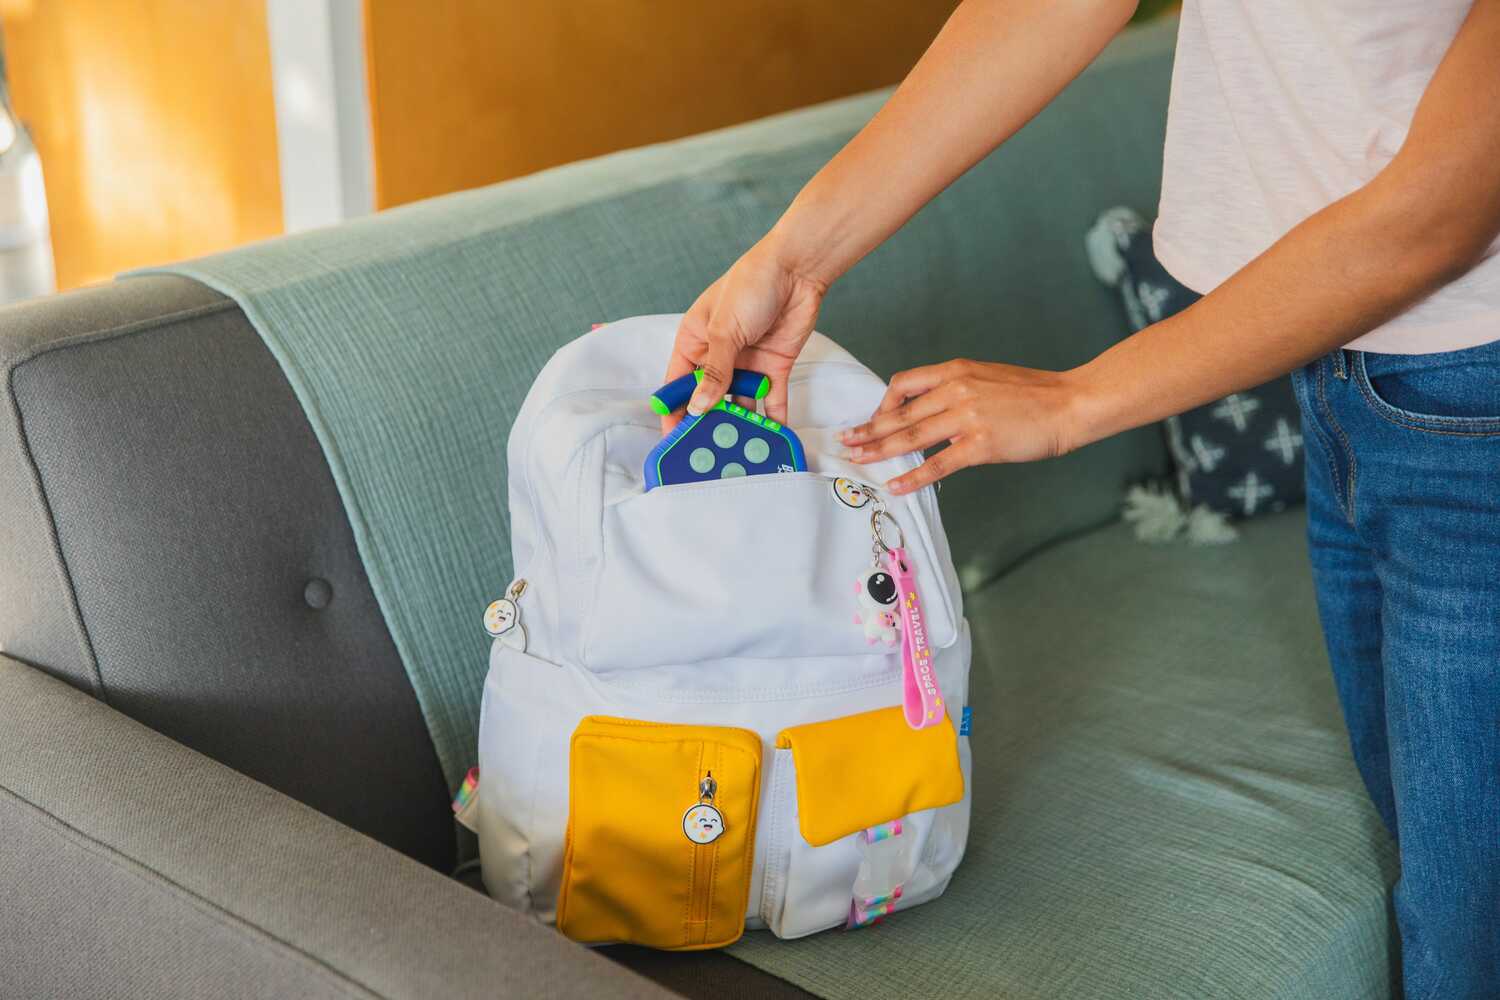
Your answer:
[683,772,725,845]
[482,598,519,637]
[832,476,873,509]
[682,802,725,845]
[482,592,528,652]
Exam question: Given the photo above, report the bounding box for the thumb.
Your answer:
[687,325,739,417]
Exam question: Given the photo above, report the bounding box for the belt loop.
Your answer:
[1332,349,1348,381]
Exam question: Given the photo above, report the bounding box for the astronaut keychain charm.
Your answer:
[482,579,529,652]
[856,504,945,729]
[682,772,725,845]
[852,491,901,647]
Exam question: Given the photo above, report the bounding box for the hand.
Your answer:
[838,359,1089,495]
[663,241,828,433]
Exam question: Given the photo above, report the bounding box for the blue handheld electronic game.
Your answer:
[644,369,807,490]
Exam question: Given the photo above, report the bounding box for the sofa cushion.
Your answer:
[730,510,1397,999]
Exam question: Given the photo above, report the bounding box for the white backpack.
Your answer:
[475,314,972,946]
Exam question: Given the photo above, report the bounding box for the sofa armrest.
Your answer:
[0,656,669,1000]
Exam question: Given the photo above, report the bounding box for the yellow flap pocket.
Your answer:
[776,707,964,847]
[557,717,762,950]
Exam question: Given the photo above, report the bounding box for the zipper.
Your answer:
[685,765,719,943]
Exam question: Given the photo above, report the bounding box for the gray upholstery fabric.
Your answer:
[2,797,367,1000]
[0,276,451,870]
[0,656,671,1000]
[0,279,213,693]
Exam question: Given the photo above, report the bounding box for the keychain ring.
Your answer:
[871,509,905,554]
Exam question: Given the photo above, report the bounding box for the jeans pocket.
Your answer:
[1353,341,1500,436]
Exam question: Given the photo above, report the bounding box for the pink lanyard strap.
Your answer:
[885,547,944,729]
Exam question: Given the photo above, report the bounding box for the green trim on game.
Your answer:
[649,396,671,416]
[686,369,768,399]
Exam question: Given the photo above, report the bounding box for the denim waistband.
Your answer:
[1352,335,1500,380]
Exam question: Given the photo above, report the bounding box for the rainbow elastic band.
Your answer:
[846,821,907,929]
[849,897,899,927]
[452,766,480,815]
[855,887,903,909]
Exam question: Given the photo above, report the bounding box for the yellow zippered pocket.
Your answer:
[556,717,762,950]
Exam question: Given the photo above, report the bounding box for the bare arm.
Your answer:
[847,0,1500,493]
[667,0,1141,423]
[771,0,1142,289]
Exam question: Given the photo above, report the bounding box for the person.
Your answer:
[663,1,1500,994]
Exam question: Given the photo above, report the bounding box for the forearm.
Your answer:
[767,0,1139,287]
[1069,180,1481,446]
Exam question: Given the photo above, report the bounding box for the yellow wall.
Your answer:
[364,1,959,209]
[3,0,282,290]
[4,2,958,286]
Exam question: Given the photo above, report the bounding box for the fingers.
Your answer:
[840,388,948,448]
[761,367,790,424]
[850,412,960,464]
[663,293,714,433]
[873,363,951,416]
[887,443,972,496]
[738,346,794,425]
[662,344,698,384]
[687,317,741,416]
[662,351,697,434]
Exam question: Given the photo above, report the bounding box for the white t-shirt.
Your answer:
[1154,0,1499,354]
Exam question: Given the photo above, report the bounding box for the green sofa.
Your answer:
[0,16,1395,999]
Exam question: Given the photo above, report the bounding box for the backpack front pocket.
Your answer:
[580,473,958,672]
[556,716,762,950]
[760,706,969,938]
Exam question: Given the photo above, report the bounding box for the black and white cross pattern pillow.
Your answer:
[1087,207,1305,518]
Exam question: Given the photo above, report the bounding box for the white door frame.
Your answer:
[265,0,375,232]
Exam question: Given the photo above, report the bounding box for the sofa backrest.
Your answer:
[0,276,455,871]
[0,18,1175,868]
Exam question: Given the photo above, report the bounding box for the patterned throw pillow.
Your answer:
[1086,207,1305,518]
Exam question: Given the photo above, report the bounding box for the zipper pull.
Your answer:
[482,577,529,651]
[831,476,879,510]
[682,771,725,845]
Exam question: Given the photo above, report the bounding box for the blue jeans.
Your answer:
[1291,339,1500,999]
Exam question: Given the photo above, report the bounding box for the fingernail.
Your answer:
[838,429,851,442]
[887,478,905,494]
[847,446,863,460]
[686,398,705,417]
